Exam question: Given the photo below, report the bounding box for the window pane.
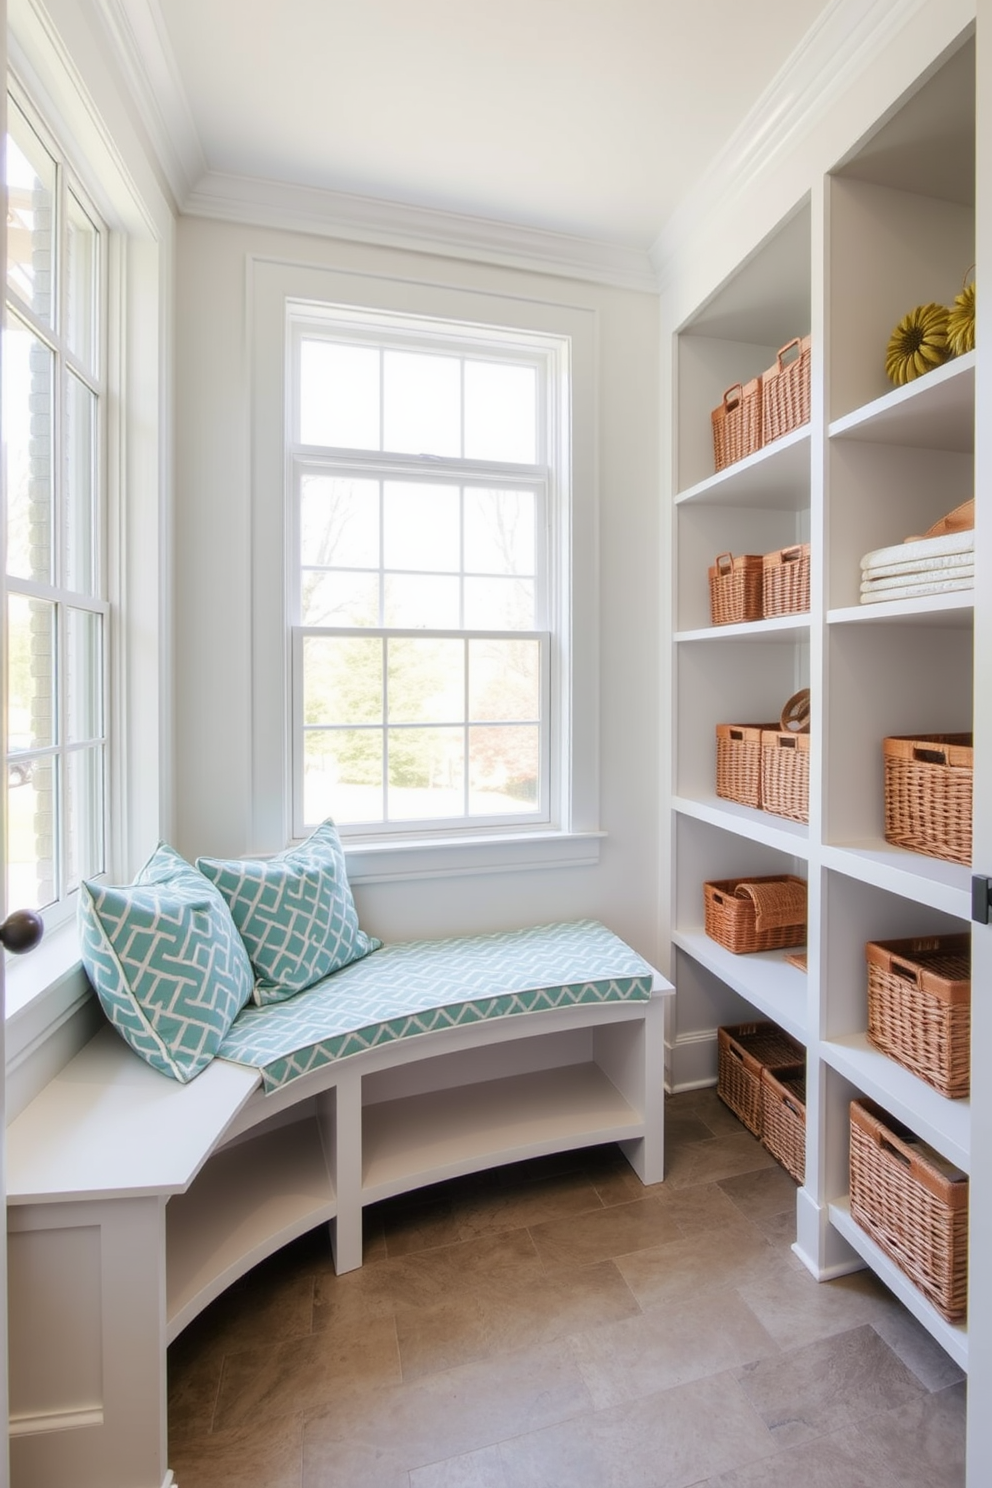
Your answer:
[65,745,104,890]
[384,574,460,629]
[302,571,379,627]
[66,373,98,594]
[383,482,459,571]
[4,318,54,583]
[468,639,540,722]
[464,577,535,630]
[66,608,102,742]
[465,489,535,575]
[8,595,55,749]
[301,475,379,569]
[67,192,99,372]
[6,102,55,324]
[387,727,464,820]
[388,638,464,724]
[305,729,382,825]
[304,636,382,725]
[383,351,459,457]
[469,726,540,814]
[464,361,537,464]
[300,340,379,449]
[6,754,57,911]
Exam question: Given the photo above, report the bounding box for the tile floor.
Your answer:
[167,1088,967,1487]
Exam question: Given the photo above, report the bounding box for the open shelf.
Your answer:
[829,1198,968,1371]
[828,593,973,628]
[671,928,807,1044]
[674,795,810,857]
[360,1063,641,1203]
[829,352,975,451]
[676,614,810,644]
[165,1118,335,1343]
[822,1034,970,1172]
[676,425,811,507]
[821,841,971,918]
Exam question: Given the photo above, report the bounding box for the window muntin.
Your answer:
[4,89,108,919]
[290,312,560,839]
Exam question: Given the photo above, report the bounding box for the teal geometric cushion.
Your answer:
[196,820,381,1006]
[78,843,255,1083]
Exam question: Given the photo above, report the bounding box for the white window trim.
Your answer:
[250,257,602,880]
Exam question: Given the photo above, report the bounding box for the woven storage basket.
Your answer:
[761,729,810,824]
[866,934,971,1099]
[761,1064,806,1183]
[711,378,762,472]
[761,336,811,446]
[850,1098,968,1321]
[717,1023,804,1136]
[883,733,973,866]
[716,722,778,810]
[709,552,764,626]
[762,543,810,617]
[704,876,807,954]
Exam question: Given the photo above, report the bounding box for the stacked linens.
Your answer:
[860,528,974,604]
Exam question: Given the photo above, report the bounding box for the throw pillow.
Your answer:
[196,820,381,1005]
[78,843,255,1082]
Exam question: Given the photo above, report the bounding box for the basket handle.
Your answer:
[913,746,948,765]
[777,338,802,369]
[780,545,803,563]
[783,1097,803,1118]
[715,552,734,575]
[722,384,743,409]
[777,735,797,750]
[880,1135,913,1168]
[890,957,923,988]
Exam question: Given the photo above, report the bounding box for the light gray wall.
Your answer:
[174,218,663,965]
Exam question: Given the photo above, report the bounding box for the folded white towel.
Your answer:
[860,574,974,604]
[861,529,975,571]
[861,550,979,580]
[862,564,974,594]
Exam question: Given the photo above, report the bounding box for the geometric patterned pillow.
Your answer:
[77,843,255,1083]
[196,819,381,1006]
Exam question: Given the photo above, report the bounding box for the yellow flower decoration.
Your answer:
[947,280,975,357]
[885,302,950,386]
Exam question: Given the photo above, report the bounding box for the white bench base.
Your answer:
[6,983,671,1488]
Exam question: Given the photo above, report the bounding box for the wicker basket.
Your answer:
[866,934,971,1099]
[709,553,764,626]
[849,1098,968,1321]
[711,378,762,472]
[762,543,810,617]
[717,1023,804,1135]
[716,722,779,810]
[761,336,811,446]
[761,729,810,823]
[761,1064,806,1182]
[883,733,973,865]
[704,876,807,954]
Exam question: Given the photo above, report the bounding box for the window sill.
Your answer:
[5,918,91,1067]
[343,829,606,886]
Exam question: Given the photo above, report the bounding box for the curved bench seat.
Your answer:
[5,920,673,1488]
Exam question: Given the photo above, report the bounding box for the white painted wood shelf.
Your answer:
[828,593,974,628]
[829,1198,968,1371]
[674,795,810,857]
[672,928,807,1045]
[676,425,811,508]
[829,351,975,451]
[361,1062,641,1202]
[821,842,972,920]
[675,614,810,644]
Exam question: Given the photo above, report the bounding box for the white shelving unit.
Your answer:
[665,21,981,1426]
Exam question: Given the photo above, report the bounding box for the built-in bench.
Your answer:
[6,919,673,1488]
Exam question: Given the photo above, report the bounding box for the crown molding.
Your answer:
[90,0,206,205]
[183,172,660,293]
[650,0,944,287]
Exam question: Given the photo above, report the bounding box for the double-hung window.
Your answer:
[289,305,569,841]
[4,88,108,920]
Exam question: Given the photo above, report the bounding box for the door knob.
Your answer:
[0,909,44,954]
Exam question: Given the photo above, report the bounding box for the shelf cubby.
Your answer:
[672,930,807,1046]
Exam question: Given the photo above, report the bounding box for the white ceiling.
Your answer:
[150,0,832,251]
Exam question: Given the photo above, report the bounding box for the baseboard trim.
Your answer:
[665,1028,719,1094]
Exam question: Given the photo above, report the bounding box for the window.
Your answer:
[289,305,569,841]
[4,88,108,922]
